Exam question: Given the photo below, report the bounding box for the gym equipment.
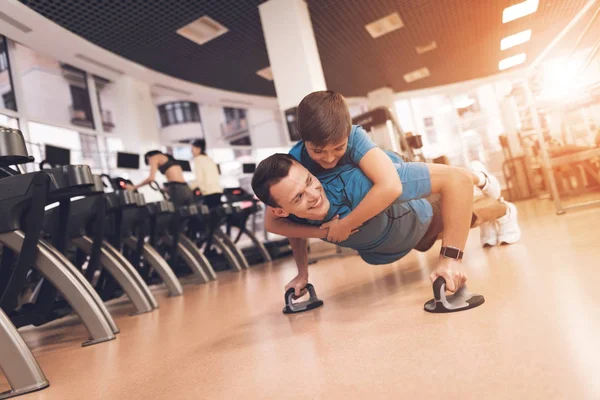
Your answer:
[105,176,214,284]
[0,128,116,346]
[222,187,271,265]
[0,308,49,399]
[424,277,485,313]
[58,177,159,314]
[352,107,414,160]
[142,181,214,282]
[282,284,324,314]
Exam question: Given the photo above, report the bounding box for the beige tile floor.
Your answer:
[2,198,600,399]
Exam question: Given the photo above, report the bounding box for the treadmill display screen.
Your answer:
[243,163,256,174]
[45,145,71,166]
[117,152,140,169]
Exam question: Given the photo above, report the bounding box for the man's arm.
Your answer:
[427,164,474,292]
[264,208,328,239]
[324,148,402,242]
[285,238,310,297]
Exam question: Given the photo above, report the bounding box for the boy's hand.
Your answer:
[320,215,359,243]
[429,257,467,293]
[285,273,309,298]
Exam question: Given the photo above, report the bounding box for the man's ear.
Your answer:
[270,207,289,218]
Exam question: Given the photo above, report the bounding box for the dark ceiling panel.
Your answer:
[18,0,594,97]
[307,0,591,96]
[19,0,276,96]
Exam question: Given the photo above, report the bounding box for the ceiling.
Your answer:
[19,0,593,98]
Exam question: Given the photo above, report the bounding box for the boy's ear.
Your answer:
[270,207,289,218]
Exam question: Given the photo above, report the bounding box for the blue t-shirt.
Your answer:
[287,161,434,265]
[289,125,378,175]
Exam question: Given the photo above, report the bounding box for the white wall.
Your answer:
[247,108,287,148]
[14,44,74,127]
[161,122,204,143]
[199,105,226,148]
[112,75,161,152]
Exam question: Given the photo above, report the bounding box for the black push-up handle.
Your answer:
[424,276,485,314]
[283,283,324,314]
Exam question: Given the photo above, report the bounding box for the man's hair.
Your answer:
[297,90,352,147]
[251,153,297,208]
[144,150,163,165]
[192,139,206,154]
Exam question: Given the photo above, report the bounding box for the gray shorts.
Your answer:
[414,195,477,252]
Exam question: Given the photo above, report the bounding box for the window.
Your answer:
[0,36,17,112]
[94,75,116,132]
[158,101,201,127]
[63,64,94,129]
[221,107,251,146]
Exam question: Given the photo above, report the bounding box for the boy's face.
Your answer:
[269,163,330,221]
[305,138,349,169]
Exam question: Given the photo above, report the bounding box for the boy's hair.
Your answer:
[297,90,352,147]
[144,150,163,165]
[192,139,206,154]
[251,153,297,208]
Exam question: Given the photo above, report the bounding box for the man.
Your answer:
[251,154,520,296]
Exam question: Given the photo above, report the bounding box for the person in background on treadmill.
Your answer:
[131,150,194,206]
[190,139,223,208]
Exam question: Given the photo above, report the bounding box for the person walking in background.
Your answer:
[191,139,223,207]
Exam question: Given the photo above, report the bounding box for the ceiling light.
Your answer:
[502,0,539,23]
[416,41,437,55]
[365,12,404,39]
[501,30,532,50]
[256,66,273,81]
[403,67,430,83]
[177,16,228,45]
[499,53,527,70]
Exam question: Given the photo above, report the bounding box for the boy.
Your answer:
[252,154,520,296]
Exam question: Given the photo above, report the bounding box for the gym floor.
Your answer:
[2,198,600,399]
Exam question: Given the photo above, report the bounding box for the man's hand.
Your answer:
[320,215,359,243]
[285,273,309,298]
[429,257,467,293]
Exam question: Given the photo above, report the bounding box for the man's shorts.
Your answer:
[414,195,477,253]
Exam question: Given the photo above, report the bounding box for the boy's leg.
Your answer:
[472,197,521,245]
[415,196,521,251]
[471,197,507,227]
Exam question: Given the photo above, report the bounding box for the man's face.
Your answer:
[269,163,330,220]
[305,137,348,169]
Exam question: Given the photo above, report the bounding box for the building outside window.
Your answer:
[0,36,17,112]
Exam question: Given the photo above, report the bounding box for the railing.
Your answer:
[69,105,94,129]
[101,109,114,131]
[521,0,600,214]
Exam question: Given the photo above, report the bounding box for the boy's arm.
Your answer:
[427,164,474,292]
[264,208,327,239]
[324,147,402,242]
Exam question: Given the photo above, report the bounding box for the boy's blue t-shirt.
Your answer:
[289,125,377,175]
[287,161,434,265]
